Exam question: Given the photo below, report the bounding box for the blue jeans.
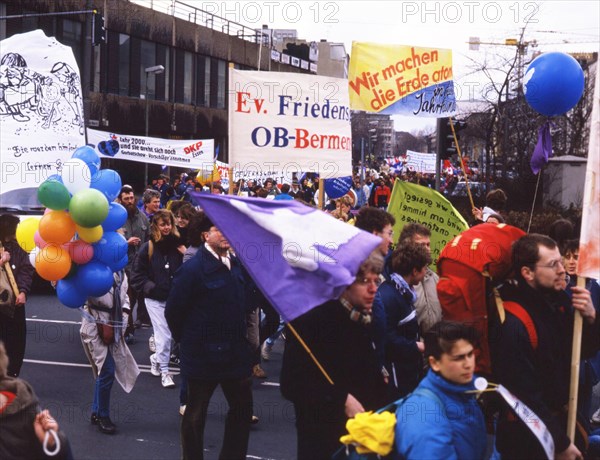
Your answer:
[265,318,285,346]
[589,428,600,457]
[92,350,115,418]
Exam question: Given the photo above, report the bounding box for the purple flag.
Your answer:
[190,193,382,322]
[530,121,553,175]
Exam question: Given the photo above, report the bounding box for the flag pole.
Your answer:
[449,117,474,210]
[318,178,325,211]
[567,279,584,441]
[567,69,599,441]
[286,322,334,385]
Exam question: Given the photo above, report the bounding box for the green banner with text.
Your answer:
[388,180,468,270]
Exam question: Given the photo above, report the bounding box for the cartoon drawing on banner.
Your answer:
[0,30,86,204]
[0,53,84,135]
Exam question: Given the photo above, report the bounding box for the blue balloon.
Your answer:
[56,278,87,309]
[324,176,353,199]
[524,52,585,117]
[72,145,101,176]
[76,261,114,297]
[92,231,128,267]
[107,253,128,272]
[102,202,128,232]
[90,169,122,202]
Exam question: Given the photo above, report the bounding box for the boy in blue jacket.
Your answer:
[395,321,487,460]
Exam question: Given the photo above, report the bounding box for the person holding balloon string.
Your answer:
[80,269,140,435]
[130,209,185,389]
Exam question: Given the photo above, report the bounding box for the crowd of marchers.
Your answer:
[1,170,599,460]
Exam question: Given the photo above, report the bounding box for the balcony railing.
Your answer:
[130,0,266,44]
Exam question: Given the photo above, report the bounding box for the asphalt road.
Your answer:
[19,292,296,460]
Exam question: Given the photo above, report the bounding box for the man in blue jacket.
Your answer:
[165,213,253,460]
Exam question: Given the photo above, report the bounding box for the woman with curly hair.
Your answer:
[130,210,185,389]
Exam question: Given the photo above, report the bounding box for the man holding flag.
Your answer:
[490,234,599,459]
[280,251,390,459]
[165,213,253,460]
[179,192,388,460]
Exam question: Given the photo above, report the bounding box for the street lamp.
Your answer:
[144,65,165,188]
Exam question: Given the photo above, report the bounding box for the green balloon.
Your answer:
[38,180,71,210]
[69,188,109,228]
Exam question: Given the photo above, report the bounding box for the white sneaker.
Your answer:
[161,373,175,388]
[592,407,600,424]
[149,334,156,353]
[149,354,160,377]
[261,341,272,361]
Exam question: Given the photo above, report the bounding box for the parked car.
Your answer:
[449,181,491,198]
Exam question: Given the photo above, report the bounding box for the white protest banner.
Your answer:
[0,30,85,202]
[496,385,554,460]
[229,69,352,180]
[405,150,437,173]
[87,128,214,169]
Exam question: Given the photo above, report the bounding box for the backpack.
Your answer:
[436,223,529,375]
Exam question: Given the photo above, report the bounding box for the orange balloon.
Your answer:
[35,244,72,281]
[76,225,103,243]
[38,211,76,245]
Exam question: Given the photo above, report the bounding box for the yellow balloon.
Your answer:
[15,217,40,253]
[76,225,103,243]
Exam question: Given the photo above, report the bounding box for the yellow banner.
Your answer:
[348,42,456,117]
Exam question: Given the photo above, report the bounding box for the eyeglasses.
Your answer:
[355,277,382,288]
[536,259,565,271]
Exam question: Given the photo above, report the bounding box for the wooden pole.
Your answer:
[449,117,475,210]
[228,167,235,195]
[0,242,20,298]
[567,276,586,441]
[286,322,334,385]
[318,178,325,211]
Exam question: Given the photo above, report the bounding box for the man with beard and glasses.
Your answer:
[117,185,151,338]
[490,234,599,460]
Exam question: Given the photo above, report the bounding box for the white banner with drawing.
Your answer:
[0,30,86,204]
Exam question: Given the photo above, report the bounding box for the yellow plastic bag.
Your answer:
[339,410,396,456]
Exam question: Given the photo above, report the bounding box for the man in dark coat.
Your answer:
[0,214,35,377]
[490,234,599,459]
[165,213,253,460]
[280,251,390,460]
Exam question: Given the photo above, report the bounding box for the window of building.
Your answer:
[61,19,83,70]
[140,40,157,99]
[216,59,226,109]
[118,33,130,96]
[195,56,211,107]
[183,51,193,104]
[0,3,6,40]
[174,49,193,104]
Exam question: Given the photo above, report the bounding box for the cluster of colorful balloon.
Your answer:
[16,146,128,308]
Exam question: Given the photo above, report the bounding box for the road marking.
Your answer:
[260,381,280,387]
[27,318,82,325]
[24,359,180,374]
[24,359,91,368]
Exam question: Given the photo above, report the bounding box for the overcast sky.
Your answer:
[142,1,600,133]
